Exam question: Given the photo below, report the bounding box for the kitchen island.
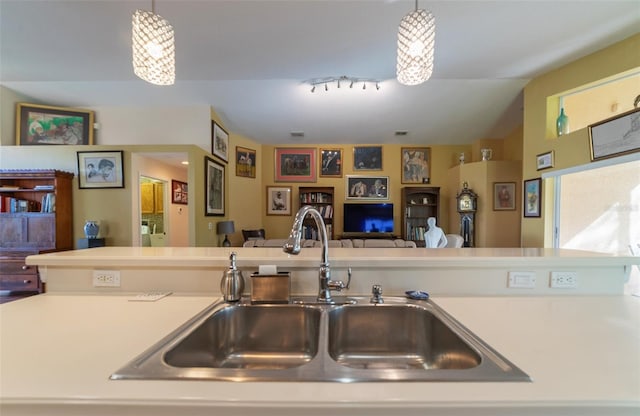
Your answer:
[1,247,639,415]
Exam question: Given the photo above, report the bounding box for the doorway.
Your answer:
[140,175,168,247]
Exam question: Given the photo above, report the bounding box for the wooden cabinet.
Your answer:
[0,169,74,297]
[402,186,440,247]
[298,187,334,240]
[141,182,163,214]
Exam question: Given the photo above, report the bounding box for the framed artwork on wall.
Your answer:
[77,150,124,189]
[236,146,256,178]
[523,178,541,218]
[353,146,382,170]
[320,148,343,177]
[589,108,640,161]
[493,182,516,211]
[536,151,554,170]
[266,186,292,215]
[401,147,431,183]
[171,179,188,205]
[346,175,389,200]
[16,102,95,145]
[274,147,317,182]
[211,121,229,162]
[205,156,225,216]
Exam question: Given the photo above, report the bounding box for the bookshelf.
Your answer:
[298,186,334,240]
[402,186,440,247]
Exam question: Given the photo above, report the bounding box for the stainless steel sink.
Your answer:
[111,297,530,382]
[164,304,321,369]
[328,305,481,370]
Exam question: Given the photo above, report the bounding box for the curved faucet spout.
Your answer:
[284,206,342,303]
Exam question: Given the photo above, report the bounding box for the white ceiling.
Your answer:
[1,0,639,146]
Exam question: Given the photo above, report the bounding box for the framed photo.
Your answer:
[236,146,256,178]
[589,108,640,161]
[346,175,389,200]
[266,186,292,215]
[353,146,382,170]
[275,147,317,182]
[493,182,516,211]
[536,151,554,170]
[205,156,225,216]
[320,148,343,177]
[171,179,188,205]
[211,121,229,162]
[16,102,94,146]
[523,178,541,218]
[401,147,431,183]
[77,151,124,189]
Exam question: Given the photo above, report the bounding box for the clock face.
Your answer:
[459,195,472,211]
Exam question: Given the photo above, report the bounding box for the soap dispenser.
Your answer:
[220,252,244,302]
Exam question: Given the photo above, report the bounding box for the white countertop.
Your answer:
[1,293,639,415]
[25,246,639,269]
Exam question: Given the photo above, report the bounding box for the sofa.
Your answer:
[242,238,417,248]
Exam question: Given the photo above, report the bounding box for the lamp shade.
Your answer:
[217,221,235,235]
[132,8,175,86]
[396,7,435,86]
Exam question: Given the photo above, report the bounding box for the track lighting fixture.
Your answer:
[307,76,381,93]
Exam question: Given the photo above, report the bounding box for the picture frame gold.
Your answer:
[266,186,292,215]
[320,148,343,177]
[493,182,516,211]
[401,147,431,184]
[16,102,94,145]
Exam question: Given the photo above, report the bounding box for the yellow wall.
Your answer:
[259,143,473,239]
[522,33,640,247]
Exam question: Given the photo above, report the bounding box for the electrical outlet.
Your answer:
[550,271,577,288]
[93,270,121,287]
[508,271,536,288]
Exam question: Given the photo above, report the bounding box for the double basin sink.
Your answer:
[111,296,530,382]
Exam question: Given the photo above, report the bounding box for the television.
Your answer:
[343,203,394,235]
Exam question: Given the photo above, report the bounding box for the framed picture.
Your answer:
[171,179,188,205]
[16,102,95,146]
[266,186,292,215]
[236,146,256,178]
[77,151,124,189]
[589,108,640,161]
[274,147,317,182]
[523,178,541,218]
[205,156,225,216]
[211,121,229,162]
[493,182,516,211]
[401,147,431,183]
[353,146,382,170]
[346,175,389,200]
[320,148,343,177]
[536,151,554,170]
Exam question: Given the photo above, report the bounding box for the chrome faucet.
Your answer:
[283,206,350,303]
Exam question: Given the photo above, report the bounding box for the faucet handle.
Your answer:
[371,284,384,304]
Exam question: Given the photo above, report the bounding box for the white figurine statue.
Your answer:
[424,217,448,248]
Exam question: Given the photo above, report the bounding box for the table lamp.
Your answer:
[217,221,235,247]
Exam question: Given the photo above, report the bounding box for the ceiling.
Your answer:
[1,0,639,146]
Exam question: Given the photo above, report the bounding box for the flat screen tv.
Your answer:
[343,203,394,235]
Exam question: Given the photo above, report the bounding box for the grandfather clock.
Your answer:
[456,182,478,247]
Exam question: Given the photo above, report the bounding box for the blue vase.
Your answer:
[556,108,569,136]
[84,221,99,239]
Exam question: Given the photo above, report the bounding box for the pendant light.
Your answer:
[132,0,175,86]
[396,0,435,86]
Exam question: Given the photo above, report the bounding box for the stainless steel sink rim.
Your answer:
[110,296,531,383]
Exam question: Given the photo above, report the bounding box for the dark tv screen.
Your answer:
[343,203,394,233]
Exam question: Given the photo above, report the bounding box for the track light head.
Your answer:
[311,85,316,93]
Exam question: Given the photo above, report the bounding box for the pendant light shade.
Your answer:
[396,4,435,86]
[132,7,175,86]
